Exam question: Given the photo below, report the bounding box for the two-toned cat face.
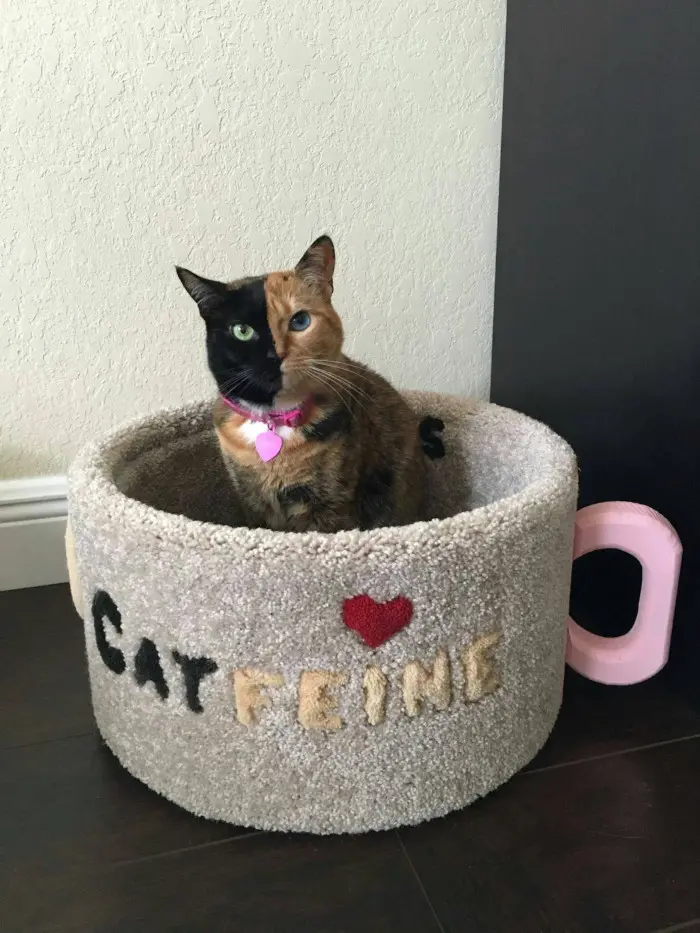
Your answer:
[177,236,343,407]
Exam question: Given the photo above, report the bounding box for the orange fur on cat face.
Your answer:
[263,266,344,401]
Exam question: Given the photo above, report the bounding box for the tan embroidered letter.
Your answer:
[402,649,451,717]
[298,670,348,730]
[363,665,388,726]
[232,668,284,726]
[461,632,501,702]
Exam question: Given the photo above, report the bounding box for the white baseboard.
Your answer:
[0,476,69,591]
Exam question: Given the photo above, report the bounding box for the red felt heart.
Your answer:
[343,595,413,648]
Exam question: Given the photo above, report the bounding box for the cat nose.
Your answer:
[267,348,286,361]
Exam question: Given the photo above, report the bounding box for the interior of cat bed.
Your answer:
[68,391,578,834]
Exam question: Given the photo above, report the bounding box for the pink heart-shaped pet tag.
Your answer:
[255,429,283,462]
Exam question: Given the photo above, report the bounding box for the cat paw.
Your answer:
[419,415,445,460]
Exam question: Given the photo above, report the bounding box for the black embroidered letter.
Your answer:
[92,590,125,675]
[172,651,218,713]
[134,638,169,700]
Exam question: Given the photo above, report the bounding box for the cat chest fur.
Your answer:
[214,404,359,531]
[213,398,424,532]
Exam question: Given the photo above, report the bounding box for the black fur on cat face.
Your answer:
[177,236,338,408]
[176,270,282,406]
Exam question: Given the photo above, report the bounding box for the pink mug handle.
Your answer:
[566,501,682,685]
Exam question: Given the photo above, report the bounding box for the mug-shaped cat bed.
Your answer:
[67,392,581,834]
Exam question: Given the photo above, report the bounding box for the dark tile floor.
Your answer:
[2,584,700,933]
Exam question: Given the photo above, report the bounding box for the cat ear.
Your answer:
[295,235,335,295]
[176,267,226,317]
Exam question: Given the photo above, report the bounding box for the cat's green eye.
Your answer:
[231,323,256,342]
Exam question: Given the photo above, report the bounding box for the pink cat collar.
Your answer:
[220,396,312,462]
[220,396,311,428]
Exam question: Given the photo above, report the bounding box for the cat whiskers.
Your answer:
[303,365,372,418]
[308,357,372,387]
[284,360,349,411]
[283,355,374,417]
[307,370,359,416]
[307,357,366,373]
[304,361,374,405]
[218,369,253,398]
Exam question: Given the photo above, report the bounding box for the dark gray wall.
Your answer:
[491,1,700,688]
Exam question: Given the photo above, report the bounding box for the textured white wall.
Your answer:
[0,0,505,480]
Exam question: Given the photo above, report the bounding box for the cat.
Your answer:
[177,235,440,532]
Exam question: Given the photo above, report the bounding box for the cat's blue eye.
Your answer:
[289,311,311,332]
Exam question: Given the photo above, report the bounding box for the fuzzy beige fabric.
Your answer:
[68,392,578,834]
[298,671,348,730]
[462,631,502,702]
[232,669,285,727]
[363,665,388,726]
[402,649,452,717]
